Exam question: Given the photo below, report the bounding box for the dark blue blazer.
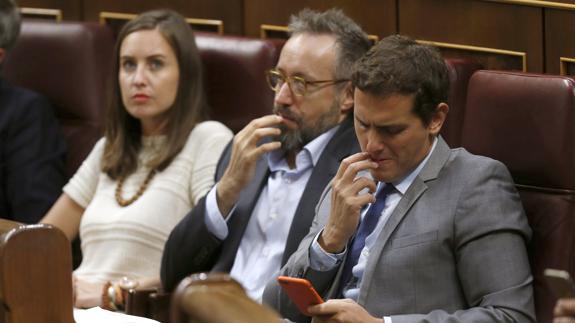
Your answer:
[0,77,66,223]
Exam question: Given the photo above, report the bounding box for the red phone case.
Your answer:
[277,276,324,316]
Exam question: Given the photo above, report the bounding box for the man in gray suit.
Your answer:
[264,35,535,322]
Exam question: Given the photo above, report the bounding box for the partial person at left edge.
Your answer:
[0,0,66,223]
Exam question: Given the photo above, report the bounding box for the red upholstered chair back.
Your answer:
[195,32,280,133]
[3,20,114,178]
[441,58,483,147]
[461,70,575,323]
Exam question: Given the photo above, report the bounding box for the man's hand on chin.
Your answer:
[309,299,383,323]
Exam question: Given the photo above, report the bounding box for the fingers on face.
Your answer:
[351,176,377,194]
[348,178,377,203]
[235,115,282,149]
[334,177,376,205]
[233,126,281,159]
[246,127,281,157]
[255,141,282,155]
[248,115,283,131]
[252,127,281,142]
[333,157,377,199]
[343,159,378,183]
[336,153,376,181]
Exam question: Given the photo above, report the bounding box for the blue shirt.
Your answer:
[204,125,339,300]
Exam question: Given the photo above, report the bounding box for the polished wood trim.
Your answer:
[483,0,575,10]
[0,219,23,235]
[417,39,528,72]
[20,7,63,22]
[260,24,288,39]
[560,57,575,75]
[99,11,135,24]
[99,12,224,34]
[186,17,224,34]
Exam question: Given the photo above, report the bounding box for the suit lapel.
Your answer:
[357,137,451,304]
[214,156,270,272]
[282,116,359,265]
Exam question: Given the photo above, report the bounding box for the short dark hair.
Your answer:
[0,0,21,51]
[288,8,371,82]
[103,9,208,179]
[352,35,449,125]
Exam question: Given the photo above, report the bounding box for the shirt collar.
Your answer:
[389,136,438,195]
[267,125,340,173]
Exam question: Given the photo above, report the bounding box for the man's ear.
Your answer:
[429,102,449,135]
[339,82,354,115]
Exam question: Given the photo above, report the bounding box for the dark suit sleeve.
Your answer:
[160,141,232,292]
[2,93,66,223]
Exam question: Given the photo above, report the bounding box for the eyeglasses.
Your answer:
[266,69,349,97]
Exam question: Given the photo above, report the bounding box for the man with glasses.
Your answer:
[161,8,371,299]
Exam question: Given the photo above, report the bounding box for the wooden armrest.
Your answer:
[125,288,157,317]
[171,273,281,323]
[125,288,172,323]
[149,291,171,323]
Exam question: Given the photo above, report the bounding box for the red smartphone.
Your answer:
[277,276,324,316]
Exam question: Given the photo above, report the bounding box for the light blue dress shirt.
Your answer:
[204,125,339,300]
[310,137,438,323]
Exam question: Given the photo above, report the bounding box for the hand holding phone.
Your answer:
[544,268,575,299]
[277,276,324,316]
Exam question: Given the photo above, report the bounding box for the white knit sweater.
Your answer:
[65,121,232,283]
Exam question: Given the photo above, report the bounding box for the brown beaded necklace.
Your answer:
[115,169,157,207]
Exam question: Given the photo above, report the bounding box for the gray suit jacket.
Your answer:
[263,137,535,323]
[161,115,359,291]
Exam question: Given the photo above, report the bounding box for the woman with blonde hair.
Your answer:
[42,9,232,308]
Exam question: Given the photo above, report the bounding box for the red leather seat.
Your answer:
[461,70,575,323]
[195,32,280,133]
[3,20,114,178]
[441,58,483,147]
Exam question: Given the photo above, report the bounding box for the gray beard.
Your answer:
[277,123,307,153]
[274,102,341,155]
